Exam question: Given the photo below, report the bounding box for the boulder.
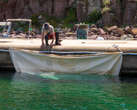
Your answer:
[112,28,125,36]
[90,28,98,33]
[106,26,118,32]
[124,26,134,34]
[132,28,137,35]
[98,28,106,35]
[121,34,134,40]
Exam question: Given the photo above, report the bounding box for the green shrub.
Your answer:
[0,27,3,32]
[30,8,77,30]
[10,22,29,32]
[2,0,8,3]
[31,14,40,28]
[87,9,102,24]
[63,8,77,28]
[41,13,61,27]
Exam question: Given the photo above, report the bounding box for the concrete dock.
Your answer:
[0,38,137,75]
[0,38,137,52]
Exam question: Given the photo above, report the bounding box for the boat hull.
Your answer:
[0,51,137,75]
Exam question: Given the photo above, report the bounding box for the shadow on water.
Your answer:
[119,74,137,83]
[0,69,137,84]
[0,71,120,83]
[7,72,135,84]
[0,71,15,81]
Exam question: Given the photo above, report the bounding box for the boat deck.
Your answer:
[0,38,137,52]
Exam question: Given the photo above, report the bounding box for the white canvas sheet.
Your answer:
[10,50,123,76]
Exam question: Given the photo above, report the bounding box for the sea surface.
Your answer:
[0,72,137,110]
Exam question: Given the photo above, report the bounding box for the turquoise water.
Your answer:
[0,72,137,110]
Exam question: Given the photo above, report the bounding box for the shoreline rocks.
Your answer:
[1,25,137,41]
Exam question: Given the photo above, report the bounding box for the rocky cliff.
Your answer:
[102,0,137,26]
[0,0,136,26]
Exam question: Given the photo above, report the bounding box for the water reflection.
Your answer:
[1,71,137,85]
[0,72,137,110]
[2,71,137,84]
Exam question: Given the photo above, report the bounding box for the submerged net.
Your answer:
[9,49,123,76]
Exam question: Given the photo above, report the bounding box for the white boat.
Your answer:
[9,49,122,76]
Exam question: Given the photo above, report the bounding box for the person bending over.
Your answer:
[41,22,60,47]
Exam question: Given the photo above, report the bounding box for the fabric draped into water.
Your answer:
[10,50,122,76]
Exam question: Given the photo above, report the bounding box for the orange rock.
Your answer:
[132,28,137,35]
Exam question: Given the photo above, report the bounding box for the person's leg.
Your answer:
[45,33,50,46]
[55,32,61,45]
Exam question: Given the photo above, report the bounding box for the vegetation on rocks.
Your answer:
[102,7,111,14]
[2,0,8,3]
[103,0,110,6]
[102,0,111,14]
[87,9,102,24]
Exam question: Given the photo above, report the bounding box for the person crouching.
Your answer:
[41,22,61,47]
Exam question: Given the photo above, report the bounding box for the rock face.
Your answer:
[0,0,136,26]
[88,0,101,15]
[102,0,137,26]
[0,0,73,20]
[123,0,137,25]
[76,0,101,22]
